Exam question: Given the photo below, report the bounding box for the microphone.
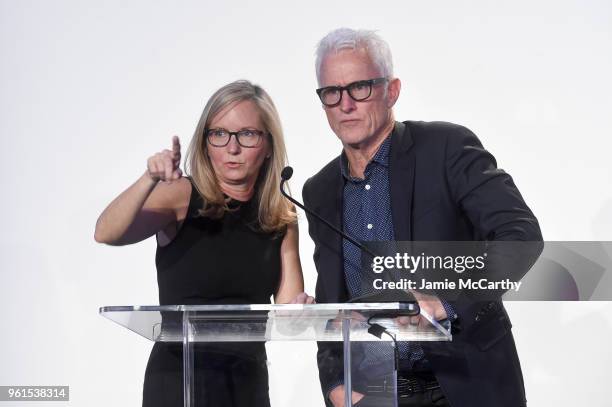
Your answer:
[281,166,419,328]
[280,166,293,182]
[280,166,378,258]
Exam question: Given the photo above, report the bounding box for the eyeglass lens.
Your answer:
[207,129,262,147]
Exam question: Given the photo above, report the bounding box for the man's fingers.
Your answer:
[420,299,448,321]
[435,308,448,321]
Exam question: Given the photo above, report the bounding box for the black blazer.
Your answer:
[302,121,542,407]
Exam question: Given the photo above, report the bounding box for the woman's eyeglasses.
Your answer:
[206,128,266,148]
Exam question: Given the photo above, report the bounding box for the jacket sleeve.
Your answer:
[444,125,543,298]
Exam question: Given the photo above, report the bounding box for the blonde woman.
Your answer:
[95,80,312,407]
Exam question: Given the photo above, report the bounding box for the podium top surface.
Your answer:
[100,302,414,313]
[99,303,451,343]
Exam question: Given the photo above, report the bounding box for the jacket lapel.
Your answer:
[389,121,415,241]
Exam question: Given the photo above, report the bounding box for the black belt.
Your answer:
[365,372,440,396]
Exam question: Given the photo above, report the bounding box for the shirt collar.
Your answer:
[340,133,392,180]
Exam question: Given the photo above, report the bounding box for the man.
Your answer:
[302,28,542,407]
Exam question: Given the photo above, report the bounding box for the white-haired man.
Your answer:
[302,28,542,407]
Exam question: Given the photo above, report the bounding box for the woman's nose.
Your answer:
[226,134,241,154]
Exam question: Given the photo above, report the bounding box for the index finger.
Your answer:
[172,135,181,154]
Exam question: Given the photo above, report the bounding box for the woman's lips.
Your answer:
[225,162,242,168]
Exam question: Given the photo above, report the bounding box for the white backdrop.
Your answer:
[1,0,611,406]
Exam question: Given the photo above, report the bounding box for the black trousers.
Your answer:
[354,369,450,407]
[354,388,449,407]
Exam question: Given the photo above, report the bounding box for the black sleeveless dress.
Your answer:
[142,178,283,407]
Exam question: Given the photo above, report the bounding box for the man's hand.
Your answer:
[398,291,447,327]
[329,385,364,407]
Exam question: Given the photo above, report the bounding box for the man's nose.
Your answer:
[339,89,356,113]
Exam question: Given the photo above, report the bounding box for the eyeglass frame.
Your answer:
[205,128,268,148]
[315,77,389,107]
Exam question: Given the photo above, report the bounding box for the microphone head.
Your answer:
[281,166,294,181]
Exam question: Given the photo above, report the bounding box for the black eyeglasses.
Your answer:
[205,128,266,148]
[316,77,388,107]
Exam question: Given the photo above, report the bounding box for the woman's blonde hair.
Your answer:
[185,80,295,233]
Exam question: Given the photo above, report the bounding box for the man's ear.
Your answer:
[386,78,402,108]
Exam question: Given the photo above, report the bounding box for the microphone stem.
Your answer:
[280,180,378,258]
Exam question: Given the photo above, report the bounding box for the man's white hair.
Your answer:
[315,27,394,85]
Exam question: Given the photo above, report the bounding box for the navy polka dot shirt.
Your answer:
[341,135,455,371]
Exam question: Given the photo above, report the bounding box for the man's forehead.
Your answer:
[319,48,381,85]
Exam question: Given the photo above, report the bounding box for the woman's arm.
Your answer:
[94,136,189,246]
[274,221,309,304]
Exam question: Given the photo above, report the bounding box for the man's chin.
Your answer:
[337,131,369,148]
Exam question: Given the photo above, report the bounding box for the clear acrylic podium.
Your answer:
[100,303,451,407]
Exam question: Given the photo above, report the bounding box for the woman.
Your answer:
[94,80,311,407]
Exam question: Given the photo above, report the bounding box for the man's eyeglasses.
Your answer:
[316,77,388,107]
[205,128,266,148]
